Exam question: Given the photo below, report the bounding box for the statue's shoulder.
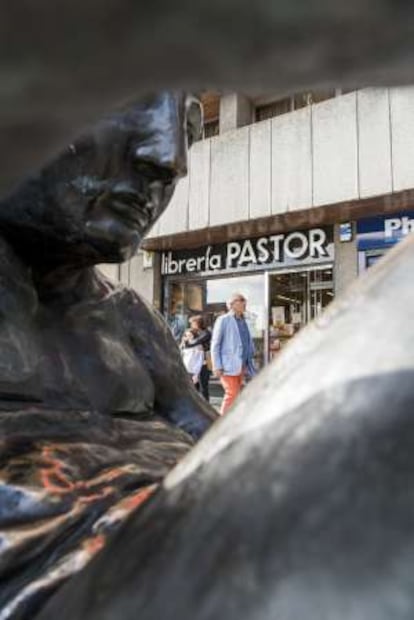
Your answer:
[0,234,37,315]
[93,267,164,328]
[0,235,40,399]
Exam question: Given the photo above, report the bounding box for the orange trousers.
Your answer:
[220,374,243,415]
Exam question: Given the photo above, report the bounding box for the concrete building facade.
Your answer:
[102,86,414,369]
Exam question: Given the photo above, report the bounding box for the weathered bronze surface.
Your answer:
[0,92,216,619]
[1,2,414,617]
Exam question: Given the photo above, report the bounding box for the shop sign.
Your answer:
[339,222,353,242]
[161,227,334,276]
[357,211,414,251]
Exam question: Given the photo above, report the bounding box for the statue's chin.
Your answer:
[85,218,141,263]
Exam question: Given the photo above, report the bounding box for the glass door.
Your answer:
[267,266,334,362]
[309,268,335,321]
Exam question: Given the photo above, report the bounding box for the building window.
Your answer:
[199,92,220,140]
[293,89,336,109]
[255,97,292,121]
[203,119,220,139]
[255,89,337,123]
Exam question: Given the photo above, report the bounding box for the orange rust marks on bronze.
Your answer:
[38,444,139,499]
[77,486,114,505]
[83,533,106,556]
[39,445,76,494]
[121,483,158,511]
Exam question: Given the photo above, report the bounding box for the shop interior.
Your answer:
[268,267,334,362]
[164,266,334,371]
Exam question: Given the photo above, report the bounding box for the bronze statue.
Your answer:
[0,92,216,619]
[1,76,414,620]
[1,1,414,617]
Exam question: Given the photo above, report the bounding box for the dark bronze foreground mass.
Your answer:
[0,92,216,619]
[37,234,414,620]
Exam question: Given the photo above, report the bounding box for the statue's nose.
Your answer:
[132,92,189,179]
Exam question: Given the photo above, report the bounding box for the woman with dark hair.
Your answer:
[183,315,212,401]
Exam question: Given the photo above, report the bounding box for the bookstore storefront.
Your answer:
[161,226,335,370]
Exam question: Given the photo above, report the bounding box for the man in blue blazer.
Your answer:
[211,292,256,414]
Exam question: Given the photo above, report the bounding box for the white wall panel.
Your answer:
[249,120,271,219]
[358,88,392,198]
[390,85,414,191]
[119,261,130,286]
[128,252,154,302]
[271,106,312,213]
[146,88,414,241]
[188,139,211,230]
[98,264,119,281]
[157,174,189,235]
[209,129,249,226]
[313,93,358,206]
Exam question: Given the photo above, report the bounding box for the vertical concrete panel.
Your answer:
[313,93,358,206]
[158,174,189,235]
[209,128,249,226]
[219,93,238,133]
[219,94,252,133]
[119,261,130,287]
[358,88,392,198]
[271,106,312,213]
[128,251,154,303]
[334,224,358,297]
[390,85,414,191]
[188,139,211,230]
[250,120,271,219]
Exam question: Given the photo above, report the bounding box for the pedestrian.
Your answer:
[211,292,256,415]
[180,328,204,387]
[182,315,212,401]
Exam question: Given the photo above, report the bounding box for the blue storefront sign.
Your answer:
[357,211,414,270]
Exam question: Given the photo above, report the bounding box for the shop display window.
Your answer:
[268,267,334,362]
[164,267,333,368]
[164,274,266,369]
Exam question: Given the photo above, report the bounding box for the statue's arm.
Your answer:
[126,292,218,439]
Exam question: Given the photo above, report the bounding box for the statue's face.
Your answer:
[35,92,201,264]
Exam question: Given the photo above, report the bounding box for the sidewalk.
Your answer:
[209,378,223,412]
[210,396,222,411]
